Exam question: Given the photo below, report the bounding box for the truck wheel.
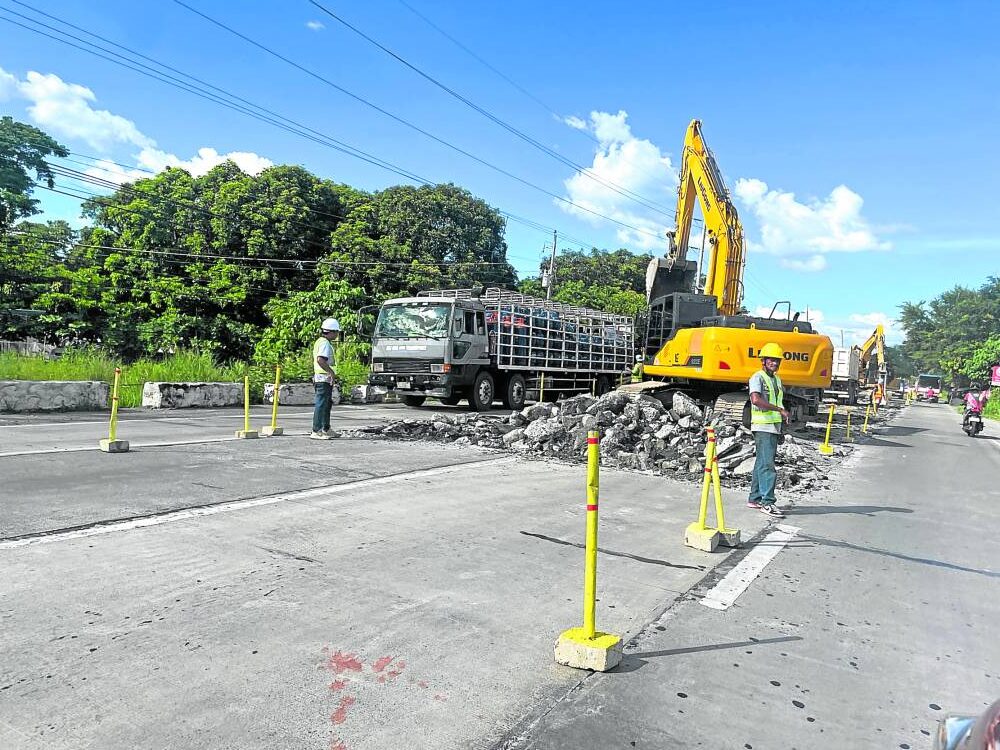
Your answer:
[847,383,858,405]
[401,395,426,407]
[469,372,495,412]
[502,374,526,410]
[440,395,462,406]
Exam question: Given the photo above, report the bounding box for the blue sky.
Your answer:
[2,0,998,346]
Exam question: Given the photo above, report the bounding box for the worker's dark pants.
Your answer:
[313,381,333,432]
[749,431,779,505]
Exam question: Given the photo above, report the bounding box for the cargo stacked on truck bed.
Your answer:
[367,287,634,411]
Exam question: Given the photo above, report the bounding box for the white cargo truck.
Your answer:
[366,287,635,411]
[827,346,861,404]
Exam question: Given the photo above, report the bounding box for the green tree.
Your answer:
[519,248,651,316]
[899,276,1000,380]
[324,183,515,300]
[76,162,356,359]
[0,220,76,338]
[0,117,68,234]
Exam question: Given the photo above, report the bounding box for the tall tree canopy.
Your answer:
[0,116,68,234]
[898,276,1000,382]
[519,248,651,317]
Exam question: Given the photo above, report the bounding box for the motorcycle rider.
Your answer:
[962,383,990,433]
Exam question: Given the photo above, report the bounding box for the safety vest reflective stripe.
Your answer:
[751,371,783,424]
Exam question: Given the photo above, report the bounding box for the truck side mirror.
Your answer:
[358,305,378,338]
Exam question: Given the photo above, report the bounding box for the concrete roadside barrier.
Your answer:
[0,380,109,412]
[142,382,241,409]
[263,382,314,406]
[554,430,622,672]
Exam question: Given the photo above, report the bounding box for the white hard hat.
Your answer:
[321,317,341,332]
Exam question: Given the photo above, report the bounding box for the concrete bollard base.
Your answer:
[99,439,130,453]
[684,522,720,552]
[261,426,284,436]
[717,528,742,547]
[235,430,259,439]
[554,628,622,672]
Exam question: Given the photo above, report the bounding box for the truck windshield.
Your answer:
[375,303,451,338]
[916,375,941,389]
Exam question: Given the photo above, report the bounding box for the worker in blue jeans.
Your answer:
[311,317,341,440]
[747,343,790,517]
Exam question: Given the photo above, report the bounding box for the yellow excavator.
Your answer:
[631,119,834,424]
[858,324,888,393]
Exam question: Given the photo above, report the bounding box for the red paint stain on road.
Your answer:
[331,696,356,725]
[327,651,363,675]
[329,679,348,692]
[417,680,428,689]
[433,694,447,702]
[372,656,395,673]
[330,740,347,750]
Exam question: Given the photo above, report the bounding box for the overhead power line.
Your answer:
[307,0,679,225]
[171,0,673,240]
[3,1,671,253]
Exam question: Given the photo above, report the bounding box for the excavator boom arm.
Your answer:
[668,120,746,315]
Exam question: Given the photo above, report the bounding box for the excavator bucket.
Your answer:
[645,257,698,303]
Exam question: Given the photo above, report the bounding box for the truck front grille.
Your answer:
[375,358,432,373]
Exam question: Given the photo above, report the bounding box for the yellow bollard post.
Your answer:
[261,365,284,436]
[845,407,852,442]
[684,428,722,552]
[818,403,835,455]
[710,450,741,547]
[539,373,545,404]
[581,432,600,639]
[99,367,129,453]
[235,375,259,439]
[554,431,622,672]
[862,403,871,435]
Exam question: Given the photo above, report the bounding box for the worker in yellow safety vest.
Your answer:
[631,355,644,384]
[311,317,341,440]
[747,342,790,518]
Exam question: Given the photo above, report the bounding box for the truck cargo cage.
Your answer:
[421,288,634,375]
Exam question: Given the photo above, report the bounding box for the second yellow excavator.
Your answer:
[632,119,834,424]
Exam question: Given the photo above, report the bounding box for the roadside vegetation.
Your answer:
[0,348,370,407]
[2,117,997,407]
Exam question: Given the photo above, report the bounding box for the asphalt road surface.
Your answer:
[1,400,996,749]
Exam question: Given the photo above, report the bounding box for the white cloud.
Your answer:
[560,109,892,268]
[14,70,154,151]
[1,66,271,185]
[136,147,272,177]
[734,178,890,269]
[0,68,18,100]
[305,20,325,31]
[780,255,828,272]
[559,110,675,250]
[800,310,901,347]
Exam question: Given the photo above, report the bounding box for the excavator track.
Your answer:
[712,391,750,427]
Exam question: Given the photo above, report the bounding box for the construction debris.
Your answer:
[352,391,897,492]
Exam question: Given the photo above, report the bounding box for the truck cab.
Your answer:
[367,296,490,407]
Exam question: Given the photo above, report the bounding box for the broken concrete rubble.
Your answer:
[350,390,906,495]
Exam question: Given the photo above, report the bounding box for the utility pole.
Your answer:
[546,230,558,299]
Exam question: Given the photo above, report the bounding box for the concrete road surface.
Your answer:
[0,400,996,749]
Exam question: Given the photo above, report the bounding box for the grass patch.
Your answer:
[0,348,370,407]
